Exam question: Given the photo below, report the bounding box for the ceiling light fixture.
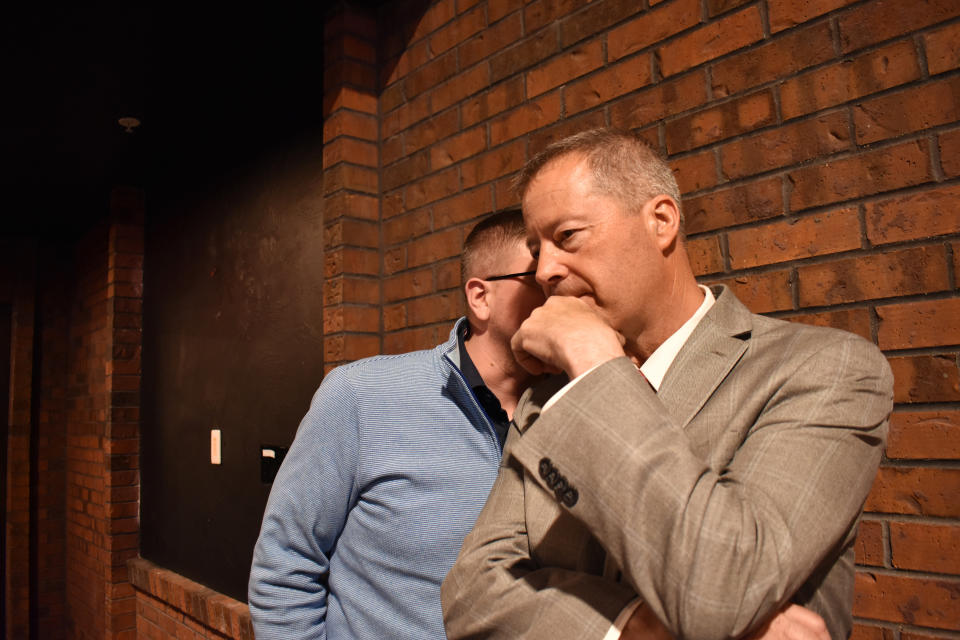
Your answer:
[118,116,141,133]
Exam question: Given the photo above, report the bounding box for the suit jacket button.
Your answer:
[553,477,568,495]
[545,470,559,487]
[562,488,578,507]
[539,458,553,479]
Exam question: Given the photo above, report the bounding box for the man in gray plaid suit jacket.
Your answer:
[442,129,892,640]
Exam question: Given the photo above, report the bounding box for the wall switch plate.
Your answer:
[211,429,222,464]
[260,444,288,483]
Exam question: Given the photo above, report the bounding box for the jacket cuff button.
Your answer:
[539,457,552,478]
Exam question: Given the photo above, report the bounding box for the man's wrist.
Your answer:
[565,342,626,378]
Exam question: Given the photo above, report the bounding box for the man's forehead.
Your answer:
[526,153,591,191]
[523,159,600,217]
[522,213,550,252]
[521,217,538,248]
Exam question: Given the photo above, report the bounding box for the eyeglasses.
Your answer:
[483,269,537,281]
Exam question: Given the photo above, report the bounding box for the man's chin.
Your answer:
[579,297,624,331]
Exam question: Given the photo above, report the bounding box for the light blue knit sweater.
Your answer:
[249,320,502,639]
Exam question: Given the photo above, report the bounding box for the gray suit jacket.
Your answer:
[442,286,892,640]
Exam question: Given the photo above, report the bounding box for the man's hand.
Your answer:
[510,296,626,377]
[620,602,829,640]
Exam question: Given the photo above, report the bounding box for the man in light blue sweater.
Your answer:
[248,210,545,638]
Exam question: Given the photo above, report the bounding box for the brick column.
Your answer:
[65,188,143,639]
[104,188,144,638]
[321,6,383,372]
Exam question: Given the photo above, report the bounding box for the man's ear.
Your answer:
[647,195,681,251]
[464,277,491,323]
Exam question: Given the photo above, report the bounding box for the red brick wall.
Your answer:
[129,558,252,640]
[367,0,960,636]
[323,9,384,372]
[65,224,112,638]
[64,189,143,640]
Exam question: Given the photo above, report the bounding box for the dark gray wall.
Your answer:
[140,6,329,600]
[142,145,328,600]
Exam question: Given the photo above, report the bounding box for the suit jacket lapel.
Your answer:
[657,286,753,429]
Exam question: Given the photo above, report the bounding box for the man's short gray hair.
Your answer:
[515,128,683,231]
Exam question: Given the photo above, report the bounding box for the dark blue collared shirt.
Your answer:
[457,324,510,449]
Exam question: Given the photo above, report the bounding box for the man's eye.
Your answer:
[558,228,578,243]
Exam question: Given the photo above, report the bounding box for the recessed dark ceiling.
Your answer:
[3,3,147,233]
[1,3,353,237]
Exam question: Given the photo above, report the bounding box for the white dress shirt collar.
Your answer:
[639,285,715,390]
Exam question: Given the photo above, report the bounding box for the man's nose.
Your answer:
[535,245,566,288]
